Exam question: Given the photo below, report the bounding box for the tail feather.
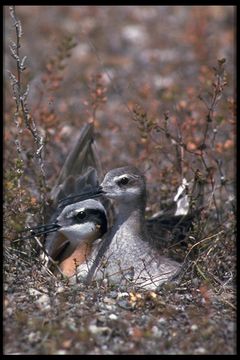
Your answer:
[50,123,102,206]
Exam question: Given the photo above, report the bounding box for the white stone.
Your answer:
[29,288,42,296]
[195,347,206,354]
[158,317,166,324]
[109,313,118,320]
[88,324,110,335]
[35,294,51,311]
[191,324,198,331]
[152,325,163,338]
[117,292,129,299]
[55,286,66,294]
[56,350,67,355]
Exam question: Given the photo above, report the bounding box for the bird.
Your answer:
[20,123,203,285]
[82,166,185,290]
[18,124,109,277]
[56,166,202,288]
[39,123,111,275]
[44,198,107,277]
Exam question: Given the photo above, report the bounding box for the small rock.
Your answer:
[36,294,51,311]
[28,331,41,344]
[149,291,157,299]
[192,277,200,287]
[117,292,129,299]
[201,297,206,305]
[227,321,235,332]
[96,315,106,324]
[5,307,13,317]
[29,288,42,296]
[67,318,77,332]
[195,347,206,354]
[103,297,116,305]
[152,325,163,338]
[174,304,185,311]
[88,324,110,335]
[102,278,109,285]
[55,286,66,294]
[62,339,72,349]
[117,299,132,310]
[191,324,198,331]
[56,350,67,355]
[185,294,193,301]
[59,125,73,137]
[109,313,118,320]
[109,291,118,299]
[158,317,166,324]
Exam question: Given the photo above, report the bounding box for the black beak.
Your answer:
[57,186,104,209]
[97,185,107,194]
[15,222,61,241]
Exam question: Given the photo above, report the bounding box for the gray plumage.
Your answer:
[84,166,182,290]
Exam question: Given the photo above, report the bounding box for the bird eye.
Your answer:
[75,211,86,221]
[118,177,129,186]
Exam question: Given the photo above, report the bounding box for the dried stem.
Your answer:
[8,6,47,222]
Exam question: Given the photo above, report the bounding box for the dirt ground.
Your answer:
[3,250,236,355]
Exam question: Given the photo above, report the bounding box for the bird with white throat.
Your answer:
[85,166,182,290]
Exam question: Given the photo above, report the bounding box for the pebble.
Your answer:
[103,297,116,305]
[56,350,67,355]
[158,317,166,324]
[67,318,77,332]
[117,299,132,310]
[109,313,118,320]
[5,307,13,317]
[191,324,198,331]
[117,292,129,299]
[185,294,193,301]
[227,322,235,332]
[192,278,200,287]
[152,325,163,338]
[88,324,111,335]
[35,294,51,311]
[29,288,42,296]
[102,279,109,285]
[28,331,41,344]
[109,291,118,299]
[55,286,66,294]
[195,347,206,354]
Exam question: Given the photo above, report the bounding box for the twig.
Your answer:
[220,299,236,311]
[8,6,47,222]
[183,230,224,262]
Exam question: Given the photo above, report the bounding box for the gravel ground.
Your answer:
[3,251,236,355]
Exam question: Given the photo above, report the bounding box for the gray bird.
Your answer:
[45,199,107,277]
[26,123,110,275]
[83,166,184,290]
